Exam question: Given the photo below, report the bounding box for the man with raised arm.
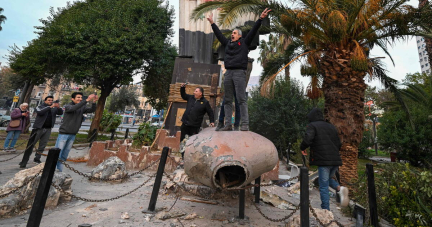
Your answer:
[207,8,271,131]
[56,92,97,171]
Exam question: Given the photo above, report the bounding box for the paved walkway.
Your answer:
[0,147,356,226]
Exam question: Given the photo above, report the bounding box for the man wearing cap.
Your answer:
[19,96,63,168]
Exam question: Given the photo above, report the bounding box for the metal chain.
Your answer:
[0,169,43,199]
[0,150,25,162]
[252,197,300,222]
[59,158,160,181]
[309,203,346,227]
[51,173,155,202]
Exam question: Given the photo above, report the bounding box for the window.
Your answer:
[36,92,42,97]
[426,63,429,67]
[422,65,424,68]
[420,53,423,56]
[421,59,423,62]
[425,57,428,61]
[419,46,421,49]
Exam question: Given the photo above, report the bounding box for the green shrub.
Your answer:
[358,128,374,158]
[352,163,432,226]
[132,122,157,147]
[99,110,122,132]
[248,79,313,158]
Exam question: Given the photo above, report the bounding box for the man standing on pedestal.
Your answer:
[208,8,271,131]
[19,96,63,168]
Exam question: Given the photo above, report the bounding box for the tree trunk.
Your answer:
[89,90,110,138]
[18,81,29,105]
[24,84,34,104]
[419,0,432,67]
[321,59,367,186]
[284,66,290,81]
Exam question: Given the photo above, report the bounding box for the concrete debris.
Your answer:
[287,208,338,227]
[183,213,197,220]
[90,156,127,181]
[0,163,72,218]
[121,212,130,219]
[260,191,296,210]
[156,211,186,220]
[180,196,218,205]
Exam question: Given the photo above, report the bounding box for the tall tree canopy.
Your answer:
[192,0,432,183]
[108,86,140,113]
[36,0,176,134]
[0,7,6,31]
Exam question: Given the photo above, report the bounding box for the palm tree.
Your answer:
[419,0,432,68]
[0,8,6,31]
[192,0,432,184]
[258,33,291,81]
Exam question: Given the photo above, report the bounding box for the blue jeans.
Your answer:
[55,134,76,171]
[318,166,340,210]
[219,90,240,127]
[4,130,21,149]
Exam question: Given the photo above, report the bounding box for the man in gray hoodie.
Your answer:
[56,92,97,171]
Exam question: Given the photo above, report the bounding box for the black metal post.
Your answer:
[254,176,261,203]
[147,147,169,212]
[353,204,366,227]
[287,143,291,162]
[125,128,129,139]
[373,117,378,155]
[27,148,61,227]
[366,164,379,227]
[110,129,115,141]
[239,189,245,219]
[300,167,309,227]
[89,129,97,148]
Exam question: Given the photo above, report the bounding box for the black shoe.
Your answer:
[34,159,42,164]
[240,125,249,131]
[215,123,225,131]
[20,164,26,168]
[233,126,240,131]
[220,125,233,131]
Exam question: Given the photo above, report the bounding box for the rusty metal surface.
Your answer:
[184,128,278,189]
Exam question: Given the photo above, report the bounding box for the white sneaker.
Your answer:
[338,186,349,207]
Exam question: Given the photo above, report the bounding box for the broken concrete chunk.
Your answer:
[183,213,197,220]
[287,208,338,227]
[260,191,296,210]
[121,212,130,219]
[90,156,127,181]
[0,163,72,218]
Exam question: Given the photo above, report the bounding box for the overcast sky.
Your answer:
[0,0,422,89]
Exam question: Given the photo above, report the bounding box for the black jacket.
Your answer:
[211,19,262,70]
[33,103,63,129]
[59,100,96,135]
[300,108,342,166]
[181,87,214,128]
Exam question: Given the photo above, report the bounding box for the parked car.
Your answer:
[0,113,11,127]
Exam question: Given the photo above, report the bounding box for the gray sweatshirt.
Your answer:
[59,100,96,135]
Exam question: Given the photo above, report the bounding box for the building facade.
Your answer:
[417,36,431,74]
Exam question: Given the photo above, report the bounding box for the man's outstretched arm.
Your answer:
[207,13,229,46]
[245,8,271,45]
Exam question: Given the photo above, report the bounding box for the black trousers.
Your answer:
[20,128,51,165]
[180,124,200,158]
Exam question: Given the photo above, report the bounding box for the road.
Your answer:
[0,119,140,133]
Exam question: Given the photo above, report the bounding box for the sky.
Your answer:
[0,0,422,90]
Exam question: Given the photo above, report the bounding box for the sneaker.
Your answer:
[9,148,17,152]
[2,148,8,152]
[215,123,225,131]
[338,186,349,207]
[240,125,249,131]
[34,159,42,164]
[233,126,240,131]
[219,125,233,131]
[19,164,26,168]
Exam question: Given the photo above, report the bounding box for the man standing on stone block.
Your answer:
[207,8,271,131]
[180,83,215,158]
[56,92,97,171]
[300,108,349,210]
[19,96,63,168]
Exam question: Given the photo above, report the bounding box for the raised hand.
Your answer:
[207,12,214,24]
[260,8,272,19]
[87,94,96,101]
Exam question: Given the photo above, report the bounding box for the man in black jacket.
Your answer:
[180,84,215,157]
[207,8,271,131]
[19,96,63,168]
[56,92,97,171]
[300,108,349,210]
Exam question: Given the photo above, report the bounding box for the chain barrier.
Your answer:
[51,173,156,203]
[0,169,43,199]
[252,197,300,222]
[59,158,161,181]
